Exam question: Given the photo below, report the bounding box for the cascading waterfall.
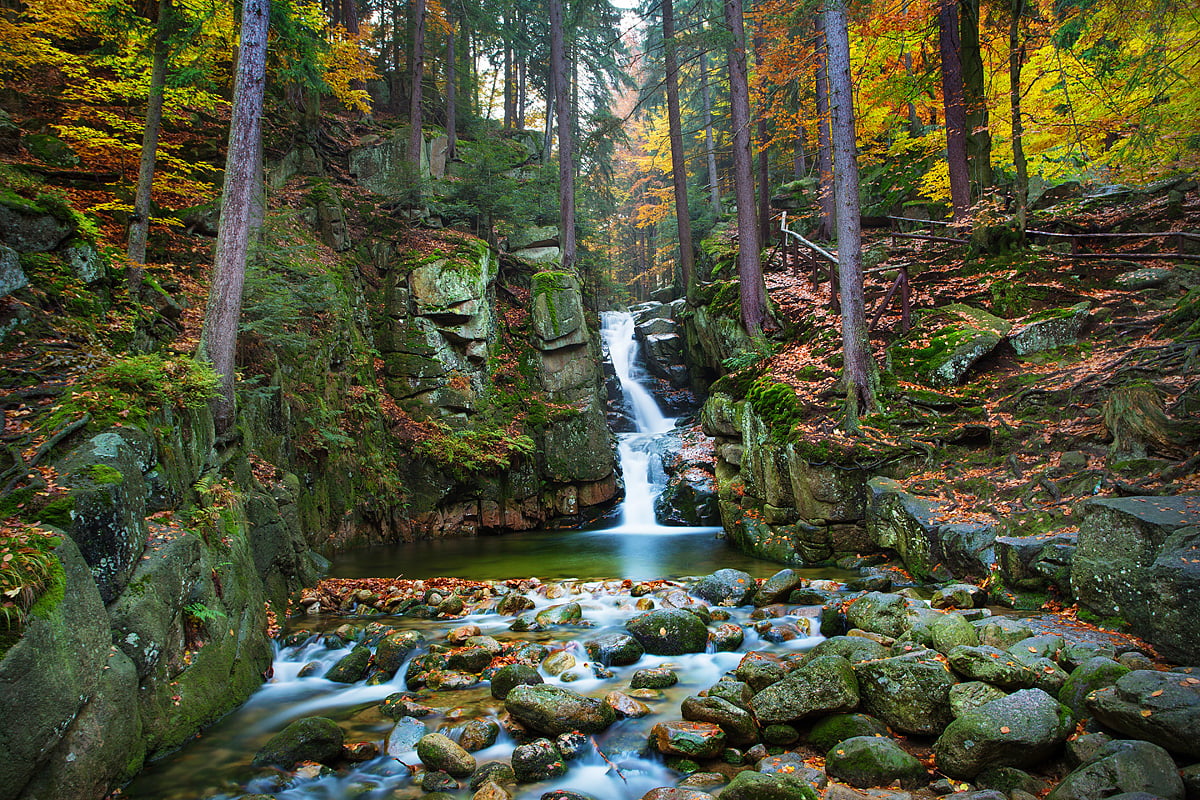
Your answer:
[600,310,713,533]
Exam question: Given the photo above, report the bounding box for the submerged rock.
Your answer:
[505,684,616,736]
[252,717,344,768]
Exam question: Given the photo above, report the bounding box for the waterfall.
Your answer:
[600,310,713,533]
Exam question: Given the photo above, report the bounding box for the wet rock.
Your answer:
[931,584,986,609]
[639,789,716,800]
[1046,739,1184,800]
[448,645,497,674]
[381,692,434,719]
[626,608,709,655]
[505,684,616,736]
[1058,657,1129,719]
[807,713,891,751]
[426,669,479,690]
[605,690,651,718]
[750,654,859,724]
[930,613,981,653]
[422,770,460,792]
[512,738,568,782]
[682,695,759,745]
[1087,669,1200,757]
[586,632,645,666]
[541,791,598,800]
[490,664,544,700]
[934,688,1074,778]
[757,752,828,791]
[810,635,891,664]
[947,645,1038,689]
[705,680,752,709]
[554,730,590,760]
[718,769,816,799]
[756,620,810,644]
[469,761,517,790]
[753,569,807,607]
[974,617,1034,649]
[651,721,726,758]
[536,602,584,626]
[375,631,425,674]
[447,624,482,644]
[497,593,535,616]
[542,649,578,676]
[826,736,928,789]
[846,592,920,639]
[473,781,513,800]
[252,717,344,768]
[386,716,427,754]
[735,651,790,692]
[692,569,757,606]
[632,667,679,689]
[855,651,958,734]
[948,681,1007,716]
[416,732,477,777]
[458,718,500,751]
[711,622,745,651]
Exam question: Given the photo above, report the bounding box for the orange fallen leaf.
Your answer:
[1141,709,1153,717]
[1151,689,1164,697]
[1000,726,1011,733]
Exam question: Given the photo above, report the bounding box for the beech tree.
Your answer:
[199,0,270,435]
[723,0,769,334]
[823,0,878,426]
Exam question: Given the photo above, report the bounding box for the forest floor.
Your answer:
[755,180,1199,587]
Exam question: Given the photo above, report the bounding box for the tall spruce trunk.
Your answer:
[814,15,835,240]
[663,0,695,294]
[446,11,457,159]
[127,0,172,287]
[549,0,576,269]
[939,0,972,220]
[1009,0,1028,230]
[409,0,426,172]
[824,0,878,427]
[724,0,768,334]
[700,49,722,216]
[200,0,269,435]
[753,29,771,245]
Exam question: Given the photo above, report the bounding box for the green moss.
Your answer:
[746,377,805,442]
[532,270,572,337]
[88,464,125,485]
[692,279,740,318]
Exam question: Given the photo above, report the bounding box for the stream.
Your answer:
[122,311,849,800]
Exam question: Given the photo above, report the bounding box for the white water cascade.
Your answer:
[600,310,717,534]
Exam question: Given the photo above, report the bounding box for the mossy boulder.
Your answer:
[650,721,726,759]
[504,684,616,736]
[0,244,27,297]
[585,632,644,666]
[853,651,958,735]
[717,769,818,800]
[825,736,928,789]
[691,569,756,606]
[0,195,75,252]
[749,655,859,723]
[1046,739,1184,800]
[325,645,371,683]
[807,713,890,752]
[680,695,759,746]
[252,717,344,768]
[1058,657,1129,719]
[626,609,709,655]
[22,133,78,167]
[1087,669,1200,758]
[416,732,477,778]
[891,305,1010,388]
[1010,302,1091,356]
[934,688,1074,778]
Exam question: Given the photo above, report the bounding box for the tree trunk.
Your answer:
[503,31,514,129]
[724,0,768,334]
[446,10,457,159]
[814,15,835,240]
[1009,0,1028,230]
[960,0,992,192]
[823,0,878,426]
[549,0,575,269]
[127,0,172,289]
[753,29,771,245]
[663,0,695,294]
[409,0,426,172]
[699,49,721,216]
[200,0,269,435]
[939,0,972,220]
[793,129,807,178]
[518,54,527,127]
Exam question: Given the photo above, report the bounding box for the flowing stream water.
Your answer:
[123,311,849,800]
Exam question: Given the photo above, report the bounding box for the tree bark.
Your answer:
[409,0,426,173]
[550,0,576,269]
[823,0,878,426]
[699,49,722,216]
[200,0,269,435]
[127,0,172,287]
[793,129,807,178]
[1009,0,1028,230]
[663,0,695,294]
[724,0,768,334]
[939,0,972,220]
[814,15,835,240]
[446,10,456,159]
[753,29,771,245]
[959,0,991,192]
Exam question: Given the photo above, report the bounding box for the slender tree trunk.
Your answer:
[200,0,269,435]
[793,129,807,178]
[409,0,426,172]
[699,49,721,216]
[823,0,878,427]
[1009,0,1028,230]
[446,11,457,159]
[814,15,835,240]
[518,54,527,127]
[903,50,921,134]
[724,0,768,334]
[663,0,695,294]
[753,29,771,245]
[127,0,172,289]
[549,0,575,269]
[959,0,991,192]
[939,0,972,220]
[503,31,514,129]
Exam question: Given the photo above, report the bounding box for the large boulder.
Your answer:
[854,651,958,735]
[504,684,616,736]
[845,591,920,638]
[1071,497,1200,663]
[867,478,995,580]
[651,721,726,759]
[995,532,1077,591]
[0,244,27,297]
[0,196,75,252]
[1058,657,1129,719]
[718,770,817,800]
[891,305,1011,388]
[825,736,928,789]
[750,655,859,724]
[1009,302,1091,356]
[934,688,1074,778]
[252,717,344,768]
[585,633,644,666]
[691,569,756,607]
[416,732,477,778]
[626,609,709,655]
[681,695,759,745]
[1087,669,1200,758]
[1047,739,1184,800]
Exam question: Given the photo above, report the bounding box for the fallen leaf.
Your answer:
[1141,709,1153,717]
[1000,726,1011,733]
[1151,689,1164,697]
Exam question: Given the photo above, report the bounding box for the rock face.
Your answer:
[868,478,996,581]
[1071,496,1200,662]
